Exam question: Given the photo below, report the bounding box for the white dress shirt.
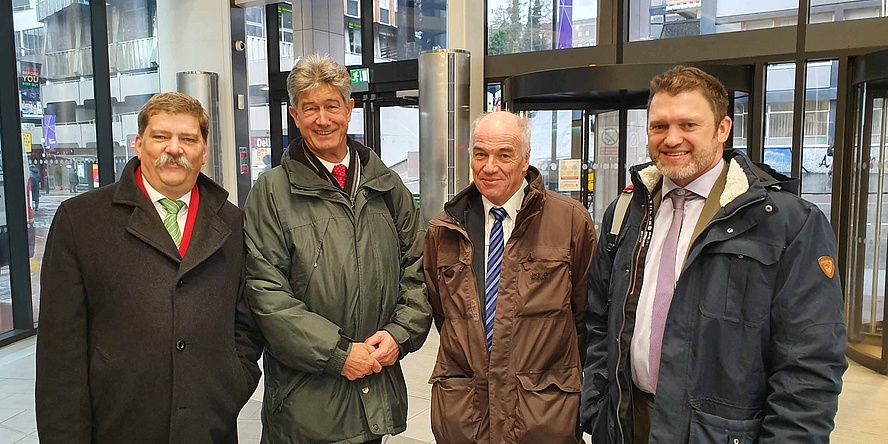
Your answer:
[631,160,725,394]
[141,174,192,244]
[317,150,361,184]
[481,180,527,272]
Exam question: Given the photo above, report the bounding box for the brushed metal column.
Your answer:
[177,71,223,186]
[418,49,471,223]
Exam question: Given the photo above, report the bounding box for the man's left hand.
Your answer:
[365,330,400,367]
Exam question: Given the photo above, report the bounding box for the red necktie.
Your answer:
[332,164,347,189]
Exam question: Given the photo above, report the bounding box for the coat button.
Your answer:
[362,387,370,394]
[764,204,773,213]
[372,424,379,431]
[738,254,744,259]
[726,228,734,234]
[177,279,184,287]
[176,340,186,351]
[733,439,740,444]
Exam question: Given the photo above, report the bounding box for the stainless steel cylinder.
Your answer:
[176,71,223,186]
[418,49,471,223]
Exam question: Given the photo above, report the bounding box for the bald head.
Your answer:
[470,111,531,206]
[472,111,531,159]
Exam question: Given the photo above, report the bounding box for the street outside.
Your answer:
[0,189,79,333]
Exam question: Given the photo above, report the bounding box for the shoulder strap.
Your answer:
[607,189,633,255]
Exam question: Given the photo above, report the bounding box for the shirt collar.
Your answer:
[141,173,192,207]
[481,179,528,221]
[662,159,725,201]
[316,149,350,174]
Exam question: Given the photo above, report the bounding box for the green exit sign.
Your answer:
[350,68,370,84]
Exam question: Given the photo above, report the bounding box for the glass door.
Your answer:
[846,81,888,371]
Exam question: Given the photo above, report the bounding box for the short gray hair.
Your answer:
[471,111,531,158]
[286,54,352,106]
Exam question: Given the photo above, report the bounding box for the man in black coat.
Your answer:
[35,92,264,443]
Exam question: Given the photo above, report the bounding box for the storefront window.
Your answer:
[488,0,598,55]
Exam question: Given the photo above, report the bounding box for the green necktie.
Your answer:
[158,198,186,247]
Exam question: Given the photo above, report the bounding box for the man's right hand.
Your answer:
[340,343,383,381]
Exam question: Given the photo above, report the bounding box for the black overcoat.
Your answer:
[35,157,263,443]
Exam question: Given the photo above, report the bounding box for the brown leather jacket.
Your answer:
[424,167,597,444]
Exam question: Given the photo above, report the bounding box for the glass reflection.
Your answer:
[488,0,598,55]
[629,0,800,42]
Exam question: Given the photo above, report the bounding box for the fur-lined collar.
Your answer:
[636,158,750,208]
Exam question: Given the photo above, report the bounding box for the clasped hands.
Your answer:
[340,330,399,381]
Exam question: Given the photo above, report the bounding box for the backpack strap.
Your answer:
[607,188,633,254]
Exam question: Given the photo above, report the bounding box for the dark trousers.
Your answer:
[362,438,383,444]
[632,385,655,444]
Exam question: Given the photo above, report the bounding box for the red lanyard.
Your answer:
[135,166,200,257]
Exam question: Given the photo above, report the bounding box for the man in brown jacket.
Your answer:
[423,111,597,443]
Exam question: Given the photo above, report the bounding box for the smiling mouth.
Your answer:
[662,151,689,158]
[315,130,334,135]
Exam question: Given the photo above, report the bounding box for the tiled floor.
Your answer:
[2,330,887,443]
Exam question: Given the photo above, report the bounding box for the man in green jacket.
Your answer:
[244,54,432,443]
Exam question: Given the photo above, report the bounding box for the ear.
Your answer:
[716,115,732,144]
[201,143,209,165]
[288,105,300,128]
[135,135,143,159]
[346,98,355,122]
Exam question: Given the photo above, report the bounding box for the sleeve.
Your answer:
[759,205,847,442]
[243,175,349,376]
[233,245,265,401]
[570,204,597,363]
[423,224,445,332]
[380,183,432,356]
[580,199,618,436]
[35,204,92,443]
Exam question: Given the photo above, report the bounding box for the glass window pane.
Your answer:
[556,0,599,49]
[733,92,749,153]
[108,0,160,181]
[17,1,98,324]
[379,106,418,194]
[630,0,799,42]
[245,6,271,185]
[801,60,838,217]
[374,0,447,63]
[764,62,796,175]
[809,1,886,23]
[0,134,14,333]
[488,0,557,55]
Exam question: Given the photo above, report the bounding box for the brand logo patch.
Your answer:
[818,256,835,279]
[531,272,549,282]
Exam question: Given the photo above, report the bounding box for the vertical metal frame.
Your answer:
[361,0,375,66]
[89,1,114,186]
[748,63,766,163]
[231,6,252,207]
[266,3,285,166]
[0,0,35,338]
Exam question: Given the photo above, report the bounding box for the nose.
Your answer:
[663,125,683,148]
[316,109,331,125]
[483,156,499,173]
[166,137,185,155]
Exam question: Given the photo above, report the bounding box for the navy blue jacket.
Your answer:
[580,150,847,443]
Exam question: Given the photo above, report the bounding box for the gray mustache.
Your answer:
[155,154,193,170]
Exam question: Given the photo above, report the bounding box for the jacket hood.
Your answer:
[440,165,545,226]
[632,149,799,208]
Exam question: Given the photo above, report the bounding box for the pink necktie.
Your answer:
[332,164,347,189]
[649,188,696,392]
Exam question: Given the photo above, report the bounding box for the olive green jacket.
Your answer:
[244,138,431,443]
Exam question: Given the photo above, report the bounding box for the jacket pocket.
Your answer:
[512,367,581,444]
[430,376,479,444]
[688,406,763,444]
[699,239,782,326]
[517,247,572,317]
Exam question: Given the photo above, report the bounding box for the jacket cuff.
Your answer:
[383,323,409,358]
[323,341,351,375]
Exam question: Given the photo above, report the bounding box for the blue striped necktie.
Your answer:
[485,207,508,351]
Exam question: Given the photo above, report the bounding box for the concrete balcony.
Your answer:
[43,37,158,81]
